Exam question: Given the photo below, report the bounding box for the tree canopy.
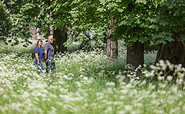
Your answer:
[0,1,10,39]
[0,0,184,66]
[0,0,52,46]
[51,0,185,46]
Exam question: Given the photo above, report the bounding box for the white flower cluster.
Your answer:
[0,52,185,114]
[142,60,185,85]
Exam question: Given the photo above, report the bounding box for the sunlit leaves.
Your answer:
[136,0,147,4]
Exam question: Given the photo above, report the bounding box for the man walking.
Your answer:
[45,36,56,73]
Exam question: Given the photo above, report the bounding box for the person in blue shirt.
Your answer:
[45,36,56,73]
[34,39,45,73]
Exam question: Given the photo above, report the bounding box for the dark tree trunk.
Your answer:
[48,0,67,53]
[127,41,144,68]
[107,39,118,59]
[155,33,185,67]
[53,28,67,53]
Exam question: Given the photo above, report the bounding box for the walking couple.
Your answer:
[34,36,56,73]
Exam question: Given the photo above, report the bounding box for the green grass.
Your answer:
[0,49,185,113]
[0,38,36,53]
[0,39,185,113]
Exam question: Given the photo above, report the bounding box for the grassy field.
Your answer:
[0,40,185,113]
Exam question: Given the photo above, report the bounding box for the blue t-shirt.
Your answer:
[34,46,44,63]
[45,42,54,60]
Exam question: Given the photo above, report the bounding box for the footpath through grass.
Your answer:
[0,48,185,113]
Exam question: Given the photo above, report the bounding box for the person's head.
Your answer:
[48,36,53,44]
[36,39,43,47]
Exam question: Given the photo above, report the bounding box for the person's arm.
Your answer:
[45,50,47,62]
[35,53,39,64]
[44,43,49,62]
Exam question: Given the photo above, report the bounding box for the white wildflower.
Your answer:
[158,76,164,80]
[167,76,173,81]
[106,82,115,86]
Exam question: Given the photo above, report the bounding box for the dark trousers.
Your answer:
[46,59,56,73]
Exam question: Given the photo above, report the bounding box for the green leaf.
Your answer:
[181,35,185,41]
[135,0,147,4]
[99,0,106,5]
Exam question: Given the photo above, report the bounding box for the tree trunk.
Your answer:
[107,39,118,59]
[106,18,118,60]
[127,41,144,68]
[53,28,67,53]
[48,0,67,53]
[155,33,185,67]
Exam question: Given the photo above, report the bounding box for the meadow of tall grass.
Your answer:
[0,40,185,114]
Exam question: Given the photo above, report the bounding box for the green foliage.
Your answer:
[0,38,37,54]
[51,0,164,46]
[0,2,11,39]
[156,0,185,40]
[51,0,185,51]
[1,0,184,49]
[1,0,52,45]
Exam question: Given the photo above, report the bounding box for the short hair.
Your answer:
[48,36,53,40]
[36,39,42,46]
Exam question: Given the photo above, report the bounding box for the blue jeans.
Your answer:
[34,61,45,73]
[46,59,56,73]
